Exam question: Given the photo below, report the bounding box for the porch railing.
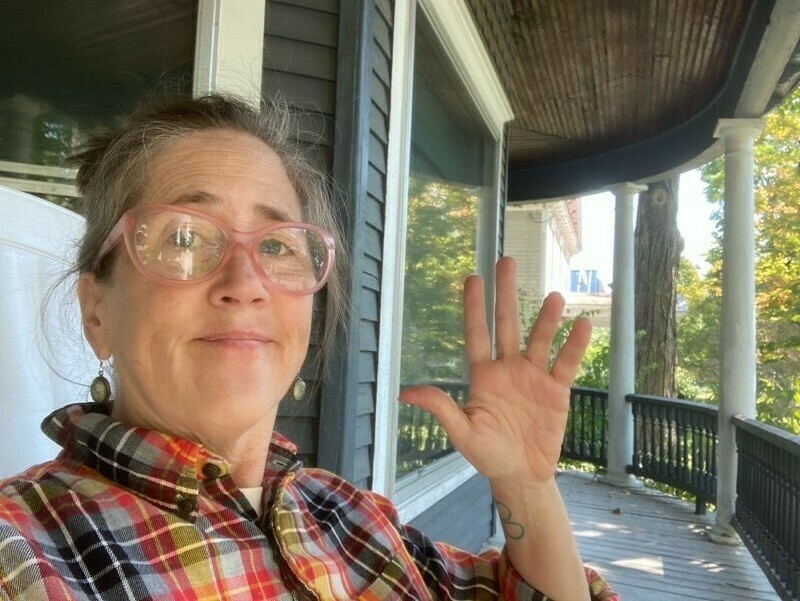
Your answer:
[563,389,798,600]
[626,393,718,514]
[732,416,800,601]
[396,381,469,476]
[562,387,608,466]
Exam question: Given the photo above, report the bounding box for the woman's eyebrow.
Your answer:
[254,204,296,223]
[171,191,219,206]
[169,191,297,223]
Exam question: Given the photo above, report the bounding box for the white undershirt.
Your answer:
[239,486,264,517]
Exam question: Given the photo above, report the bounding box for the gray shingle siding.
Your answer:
[264,1,392,486]
[264,1,340,466]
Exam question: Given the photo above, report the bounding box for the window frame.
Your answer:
[373,0,513,521]
[1,1,265,201]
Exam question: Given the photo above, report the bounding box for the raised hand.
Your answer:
[398,256,592,484]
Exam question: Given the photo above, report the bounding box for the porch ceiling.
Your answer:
[465,0,800,200]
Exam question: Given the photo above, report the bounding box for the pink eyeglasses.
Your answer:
[98,205,335,295]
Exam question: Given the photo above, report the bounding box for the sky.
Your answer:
[569,169,717,287]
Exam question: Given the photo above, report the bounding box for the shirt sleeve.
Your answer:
[366,490,620,601]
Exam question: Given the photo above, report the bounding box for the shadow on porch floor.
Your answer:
[556,470,778,600]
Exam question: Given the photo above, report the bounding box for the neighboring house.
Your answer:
[564,292,612,330]
[2,0,798,555]
[505,200,612,329]
[504,199,581,314]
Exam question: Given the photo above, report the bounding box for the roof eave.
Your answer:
[508,0,800,202]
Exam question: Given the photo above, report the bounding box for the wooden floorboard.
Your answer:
[555,470,780,600]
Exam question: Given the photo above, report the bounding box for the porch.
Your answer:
[558,470,777,601]
[561,388,799,600]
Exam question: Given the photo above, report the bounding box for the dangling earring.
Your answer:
[289,375,306,401]
[90,361,111,403]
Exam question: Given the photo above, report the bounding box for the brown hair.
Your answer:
[72,93,347,372]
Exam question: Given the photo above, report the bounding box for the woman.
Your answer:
[0,95,618,600]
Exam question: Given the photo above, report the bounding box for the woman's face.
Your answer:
[78,129,313,446]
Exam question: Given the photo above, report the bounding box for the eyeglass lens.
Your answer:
[132,210,329,291]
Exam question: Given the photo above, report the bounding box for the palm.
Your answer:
[399,257,591,483]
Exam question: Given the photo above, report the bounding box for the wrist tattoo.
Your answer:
[495,500,525,540]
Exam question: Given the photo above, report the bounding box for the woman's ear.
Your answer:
[77,273,111,360]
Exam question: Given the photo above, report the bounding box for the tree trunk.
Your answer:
[634,178,684,397]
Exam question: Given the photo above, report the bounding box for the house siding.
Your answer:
[263,0,391,489]
[408,474,494,553]
[354,0,394,488]
[263,1,338,168]
[506,207,545,305]
[315,0,390,490]
[499,125,509,258]
[263,0,340,467]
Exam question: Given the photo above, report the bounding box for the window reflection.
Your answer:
[0,1,196,209]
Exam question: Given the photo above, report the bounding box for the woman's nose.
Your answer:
[210,243,270,305]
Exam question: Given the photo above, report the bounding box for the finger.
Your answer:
[524,291,566,366]
[550,316,592,387]
[399,385,471,449]
[495,257,521,359]
[464,274,491,363]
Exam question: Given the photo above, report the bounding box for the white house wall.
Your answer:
[505,204,573,313]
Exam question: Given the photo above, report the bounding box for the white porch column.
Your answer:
[602,182,646,488]
[710,118,763,544]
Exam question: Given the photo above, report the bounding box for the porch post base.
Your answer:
[709,523,742,546]
[599,472,642,489]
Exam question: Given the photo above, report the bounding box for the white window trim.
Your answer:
[372,0,417,498]
[418,0,513,140]
[396,454,478,524]
[193,0,265,105]
[373,0,513,520]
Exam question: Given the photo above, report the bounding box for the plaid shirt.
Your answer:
[0,403,618,600]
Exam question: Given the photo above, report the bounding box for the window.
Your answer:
[0,1,197,208]
[359,0,512,509]
[396,10,497,479]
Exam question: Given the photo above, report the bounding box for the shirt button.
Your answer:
[202,462,222,479]
[175,495,195,518]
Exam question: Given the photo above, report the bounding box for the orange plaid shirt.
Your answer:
[0,403,619,600]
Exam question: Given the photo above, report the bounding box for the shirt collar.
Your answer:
[42,402,302,519]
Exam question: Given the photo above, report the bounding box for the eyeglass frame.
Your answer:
[96,204,336,295]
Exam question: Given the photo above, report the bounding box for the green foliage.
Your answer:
[557,459,602,474]
[676,258,720,402]
[688,87,800,433]
[519,299,610,389]
[575,327,610,389]
[400,175,478,383]
[396,174,483,476]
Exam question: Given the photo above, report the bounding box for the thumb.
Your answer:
[399,385,471,449]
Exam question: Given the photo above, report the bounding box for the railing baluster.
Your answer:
[562,388,608,466]
[624,394,718,506]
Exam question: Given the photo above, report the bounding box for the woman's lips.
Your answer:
[198,331,272,348]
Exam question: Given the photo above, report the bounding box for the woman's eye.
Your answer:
[169,226,196,249]
[260,238,290,256]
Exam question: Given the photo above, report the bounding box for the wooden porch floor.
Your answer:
[555,470,779,600]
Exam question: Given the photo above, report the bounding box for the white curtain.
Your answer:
[0,186,94,478]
